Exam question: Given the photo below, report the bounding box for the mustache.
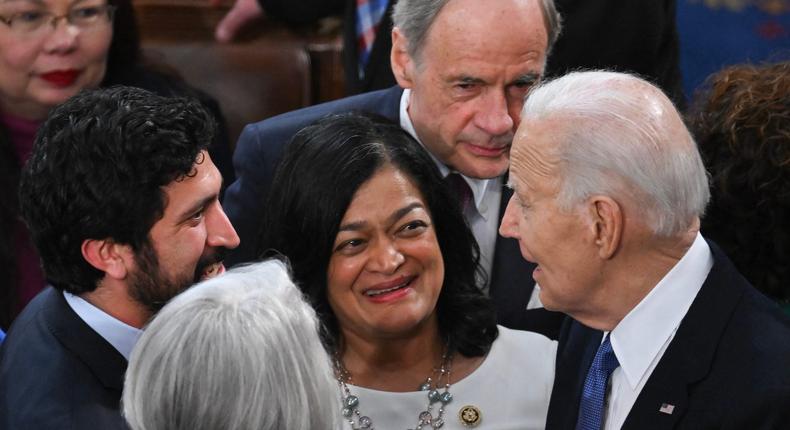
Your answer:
[193,247,230,280]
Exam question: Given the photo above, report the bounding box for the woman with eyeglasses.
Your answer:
[0,0,234,330]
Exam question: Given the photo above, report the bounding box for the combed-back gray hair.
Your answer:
[392,0,562,62]
[520,71,710,237]
[122,260,339,430]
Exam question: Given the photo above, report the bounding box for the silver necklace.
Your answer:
[334,348,454,430]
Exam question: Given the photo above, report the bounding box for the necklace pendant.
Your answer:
[427,389,441,402]
[358,416,372,429]
[419,410,433,424]
[345,395,360,408]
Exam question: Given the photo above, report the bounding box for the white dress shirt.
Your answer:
[399,89,501,293]
[63,291,143,360]
[603,232,713,429]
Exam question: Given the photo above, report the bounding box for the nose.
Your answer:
[498,195,519,239]
[206,203,241,250]
[475,89,514,137]
[41,19,79,54]
[366,238,405,274]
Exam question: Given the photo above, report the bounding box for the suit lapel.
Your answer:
[622,242,748,429]
[547,321,603,429]
[42,288,128,392]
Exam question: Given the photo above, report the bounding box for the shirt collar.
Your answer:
[610,232,713,389]
[63,291,143,361]
[398,89,498,219]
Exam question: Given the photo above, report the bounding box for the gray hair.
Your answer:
[520,71,710,237]
[122,260,340,430]
[392,0,562,62]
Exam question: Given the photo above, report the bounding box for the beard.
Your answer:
[127,241,227,315]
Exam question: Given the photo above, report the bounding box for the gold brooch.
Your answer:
[458,405,482,427]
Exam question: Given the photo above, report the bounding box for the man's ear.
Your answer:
[81,239,133,280]
[391,27,416,89]
[588,196,623,259]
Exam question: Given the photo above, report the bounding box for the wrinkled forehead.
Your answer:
[510,117,562,185]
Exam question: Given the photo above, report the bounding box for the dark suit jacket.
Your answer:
[223,85,565,337]
[259,0,396,94]
[0,288,129,429]
[546,241,790,429]
[546,0,684,107]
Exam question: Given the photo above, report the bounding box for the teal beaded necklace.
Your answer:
[334,348,454,430]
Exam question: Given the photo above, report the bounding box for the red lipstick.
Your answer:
[39,69,80,87]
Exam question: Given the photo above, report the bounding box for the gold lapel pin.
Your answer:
[459,405,482,427]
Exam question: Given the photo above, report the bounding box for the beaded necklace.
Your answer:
[334,348,454,430]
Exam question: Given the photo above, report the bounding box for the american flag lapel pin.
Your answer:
[659,403,675,415]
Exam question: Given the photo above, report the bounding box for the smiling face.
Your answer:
[129,152,240,312]
[327,166,445,341]
[498,120,603,314]
[392,0,548,179]
[0,0,113,119]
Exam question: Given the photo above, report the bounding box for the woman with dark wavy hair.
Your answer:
[689,62,790,313]
[0,0,233,329]
[259,112,556,429]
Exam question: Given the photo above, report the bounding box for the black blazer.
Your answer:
[0,287,129,429]
[223,86,565,338]
[546,241,790,429]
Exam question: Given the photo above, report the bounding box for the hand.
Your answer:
[213,0,265,43]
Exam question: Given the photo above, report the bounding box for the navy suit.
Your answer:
[0,288,129,429]
[546,242,790,429]
[223,86,565,337]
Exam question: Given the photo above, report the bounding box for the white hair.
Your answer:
[520,70,710,236]
[122,260,340,430]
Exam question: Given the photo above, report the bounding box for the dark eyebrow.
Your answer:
[177,193,217,222]
[2,0,46,5]
[454,76,486,85]
[511,72,541,87]
[337,202,425,232]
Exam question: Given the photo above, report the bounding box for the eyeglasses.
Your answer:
[0,4,115,38]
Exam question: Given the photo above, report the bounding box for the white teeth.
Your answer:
[365,281,409,296]
[201,263,221,280]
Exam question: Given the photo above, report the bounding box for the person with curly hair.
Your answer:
[0,0,235,330]
[688,62,790,313]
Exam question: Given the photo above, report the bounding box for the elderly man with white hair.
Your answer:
[499,71,790,430]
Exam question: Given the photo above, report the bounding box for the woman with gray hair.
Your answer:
[122,260,339,430]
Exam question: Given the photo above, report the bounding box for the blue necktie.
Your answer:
[576,334,620,430]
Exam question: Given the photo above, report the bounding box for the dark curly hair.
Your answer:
[688,62,790,304]
[0,0,141,329]
[18,86,214,295]
[258,112,498,357]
